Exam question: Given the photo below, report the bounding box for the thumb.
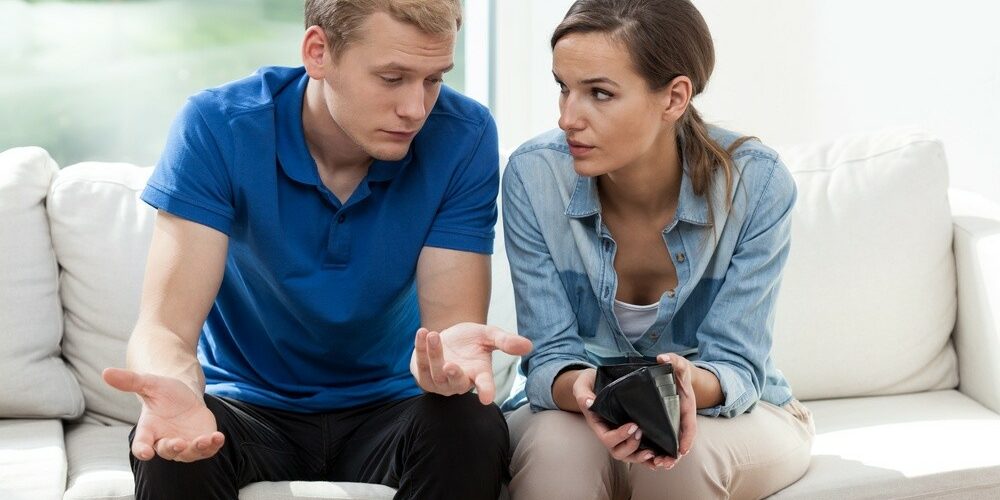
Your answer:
[473,371,495,405]
[102,367,147,396]
[487,328,533,356]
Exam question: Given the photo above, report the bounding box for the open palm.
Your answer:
[103,368,224,462]
[411,322,532,404]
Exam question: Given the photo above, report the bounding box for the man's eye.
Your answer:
[556,82,568,94]
[381,76,403,84]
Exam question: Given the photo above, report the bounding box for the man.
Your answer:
[101,1,531,499]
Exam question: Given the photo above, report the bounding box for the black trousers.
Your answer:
[130,392,510,500]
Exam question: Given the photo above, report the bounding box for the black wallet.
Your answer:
[589,360,681,458]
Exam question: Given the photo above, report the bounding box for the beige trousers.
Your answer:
[507,400,814,500]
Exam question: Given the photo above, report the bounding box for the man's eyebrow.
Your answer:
[372,62,455,74]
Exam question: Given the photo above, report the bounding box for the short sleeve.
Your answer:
[424,116,499,254]
[141,95,235,236]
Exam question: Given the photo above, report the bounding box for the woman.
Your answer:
[500,0,814,498]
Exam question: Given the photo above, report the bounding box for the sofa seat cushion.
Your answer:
[239,482,395,500]
[0,419,66,500]
[64,423,396,500]
[64,424,133,500]
[773,390,1000,498]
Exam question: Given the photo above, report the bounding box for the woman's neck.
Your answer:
[598,131,683,219]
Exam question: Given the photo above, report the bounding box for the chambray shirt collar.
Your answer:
[276,71,412,187]
[563,151,711,227]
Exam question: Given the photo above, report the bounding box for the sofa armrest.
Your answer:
[951,189,1000,414]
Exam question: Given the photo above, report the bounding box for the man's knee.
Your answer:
[408,392,509,451]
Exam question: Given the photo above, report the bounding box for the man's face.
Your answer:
[323,12,455,161]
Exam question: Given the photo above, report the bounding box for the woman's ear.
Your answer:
[661,75,693,124]
[302,26,331,79]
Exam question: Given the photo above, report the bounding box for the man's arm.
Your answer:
[102,210,229,461]
[410,247,531,404]
[415,246,490,329]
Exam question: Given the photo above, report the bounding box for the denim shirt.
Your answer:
[499,126,798,418]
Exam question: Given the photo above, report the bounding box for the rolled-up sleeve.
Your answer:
[694,155,797,418]
[502,159,593,412]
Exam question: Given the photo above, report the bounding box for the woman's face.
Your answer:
[552,32,676,177]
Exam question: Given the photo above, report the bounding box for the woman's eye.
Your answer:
[592,88,613,101]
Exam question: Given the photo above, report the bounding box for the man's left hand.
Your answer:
[411,322,533,404]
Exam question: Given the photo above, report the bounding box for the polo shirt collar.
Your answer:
[275,71,413,187]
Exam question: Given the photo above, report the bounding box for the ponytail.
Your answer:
[681,105,756,228]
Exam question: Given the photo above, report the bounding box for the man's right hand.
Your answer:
[102,367,224,462]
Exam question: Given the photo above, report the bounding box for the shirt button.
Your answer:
[676,252,686,263]
[337,214,346,223]
[666,289,676,298]
[603,286,610,298]
[603,240,612,252]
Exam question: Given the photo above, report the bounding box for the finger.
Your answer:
[102,367,147,396]
[154,437,185,461]
[442,362,468,390]
[485,327,533,356]
[473,370,495,405]
[578,405,612,435]
[426,331,448,386]
[181,432,226,462]
[677,367,698,456]
[611,429,643,461]
[655,455,678,469]
[601,422,638,450]
[414,329,434,384]
[621,447,656,464]
[130,424,156,461]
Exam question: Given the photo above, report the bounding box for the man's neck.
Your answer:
[301,78,373,174]
[301,78,373,203]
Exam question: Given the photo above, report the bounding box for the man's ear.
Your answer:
[302,26,331,79]
[660,75,693,124]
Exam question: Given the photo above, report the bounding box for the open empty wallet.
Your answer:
[589,360,681,458]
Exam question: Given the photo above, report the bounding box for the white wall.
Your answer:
[495,0,1000,204]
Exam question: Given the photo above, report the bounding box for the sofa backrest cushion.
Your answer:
[48,162,154,425]
[772,130,959,401]
[0,147,85,418]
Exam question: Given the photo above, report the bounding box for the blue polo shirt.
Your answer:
[141,66,499,412]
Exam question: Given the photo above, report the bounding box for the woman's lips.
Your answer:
[567,140,595,157]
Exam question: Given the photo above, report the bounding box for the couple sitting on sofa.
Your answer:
[102,0,814,499]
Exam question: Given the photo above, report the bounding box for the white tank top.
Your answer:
[613,299,660,344]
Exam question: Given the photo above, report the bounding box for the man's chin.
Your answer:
[366,143,411,162]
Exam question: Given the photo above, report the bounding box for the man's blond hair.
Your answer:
[305,0,462,58]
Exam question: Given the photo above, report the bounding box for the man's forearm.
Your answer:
[126,323,205,397]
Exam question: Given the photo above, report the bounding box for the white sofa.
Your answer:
[1,129,999,499]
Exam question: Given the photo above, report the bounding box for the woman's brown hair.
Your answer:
[552,0,753,220]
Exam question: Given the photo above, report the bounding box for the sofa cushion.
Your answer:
[64,424,133,500]
[772,130,958,400]
[48,162,155,425]
[772,390,1000,499]
[0,419,67,500]
[0,147,85,418]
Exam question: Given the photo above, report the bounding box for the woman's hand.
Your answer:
[572,368,659,466]
[651,352,699,469]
